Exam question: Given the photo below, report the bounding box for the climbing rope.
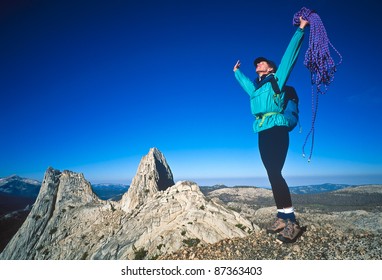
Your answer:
[293,7,342,162]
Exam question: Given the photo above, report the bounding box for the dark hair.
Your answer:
[254,57,278,72]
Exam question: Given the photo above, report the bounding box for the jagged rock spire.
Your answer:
[0,167,99,259]
[0,148,256,260]
[121,147,174,213]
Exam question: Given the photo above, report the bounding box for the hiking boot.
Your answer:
[266,218,287,234]
[277,219,302,243]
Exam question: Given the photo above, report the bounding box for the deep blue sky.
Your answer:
[1,0,381,186]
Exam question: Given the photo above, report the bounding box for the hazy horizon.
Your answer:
[4,172,381,188]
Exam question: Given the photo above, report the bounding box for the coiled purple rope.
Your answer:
[293,7,342,162]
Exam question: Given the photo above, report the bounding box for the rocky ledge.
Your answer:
[160,210,382,260]
[160,186,382,260]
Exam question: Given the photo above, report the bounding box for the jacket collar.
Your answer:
[254,73,275,89]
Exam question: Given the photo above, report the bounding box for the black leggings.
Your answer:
[258,126,292,209]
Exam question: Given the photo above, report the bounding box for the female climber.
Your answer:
[233,16,309,243]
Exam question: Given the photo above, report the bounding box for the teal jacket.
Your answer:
[234,28,305,133]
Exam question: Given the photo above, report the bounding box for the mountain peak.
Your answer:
[0,148,256,260]
[0,174,39,185]
[120,147,174,213]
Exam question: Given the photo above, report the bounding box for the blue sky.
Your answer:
[1,0,381,186]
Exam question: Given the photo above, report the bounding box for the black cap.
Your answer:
[254,57,278,72]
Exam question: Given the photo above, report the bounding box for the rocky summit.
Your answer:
[161,186,382,260]
[2,147,381,260]
[120,147,175,213]
[0,148,256,260]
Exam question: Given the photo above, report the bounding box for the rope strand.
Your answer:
[302,85,319,162]
[293,7,342,161]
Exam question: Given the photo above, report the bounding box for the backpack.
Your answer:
[281,85,300,131]
[269,78,300,132]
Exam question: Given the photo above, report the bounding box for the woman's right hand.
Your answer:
[299,16,309,29]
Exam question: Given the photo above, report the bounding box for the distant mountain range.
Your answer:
[199,183,351,196]
[0,175,41,215]
[0,176,357,208]
[288,183,350,194]
[0,175,40,197]
[0,175,364,214]
[91,183,129,201]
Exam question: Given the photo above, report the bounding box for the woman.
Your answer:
[233,17,309,243]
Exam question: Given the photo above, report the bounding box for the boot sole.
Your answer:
[266,228,285,234]
[276,227,305,243]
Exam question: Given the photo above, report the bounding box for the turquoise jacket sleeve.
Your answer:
[275,28,305,90]
[234,69,255,96]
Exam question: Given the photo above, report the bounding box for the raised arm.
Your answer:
[233,60,255,96]
[276,17,309,89]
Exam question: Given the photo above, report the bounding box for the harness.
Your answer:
[254,74,284,127]
[256,112,280,127]
[254,75,300,132]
